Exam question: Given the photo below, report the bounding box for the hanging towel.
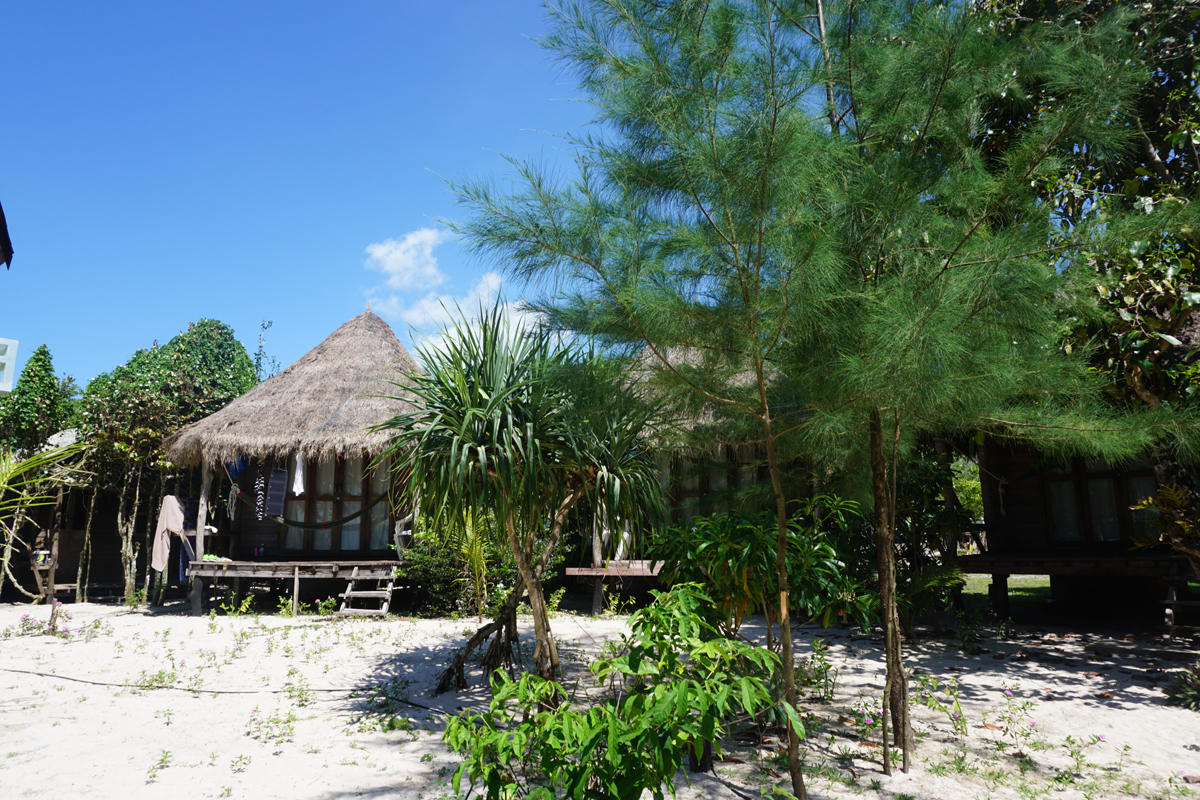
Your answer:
[291,458,305,495]
[255,462,266,520]
[151,495,185,573]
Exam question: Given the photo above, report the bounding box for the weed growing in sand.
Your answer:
[1056,734,1104,783]
[245,706,298,745]
[129,668,177,692]
[230,754,251,773]
[850,695,883,740]
[123,589,147,609]
[220,595,255,616]
[796,637,839,701]
[283,668,314,707]
[914,672,967,739]
[147,750,171,781]
[983,684,1038,755]
[154,708,175,726]
[219,787,232,798]
[314,596,339,616]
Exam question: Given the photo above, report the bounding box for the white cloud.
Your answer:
[364,228,450,290]
[397,271,503,328]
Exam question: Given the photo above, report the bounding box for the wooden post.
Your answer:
[190,462,212,616]
[292,566,300,615]
[46,486,64,614]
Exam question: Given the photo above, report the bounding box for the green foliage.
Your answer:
[896,568,965,639]
[0,344,76,453]
[1165,660,1200,712]
[952,458,984,523]
[81,319,256,468]
[654,500,874,635]
[444,585,789,800]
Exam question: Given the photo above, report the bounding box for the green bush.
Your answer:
[444,584,791,800]
[398,526,563,618]
[1166,661,1200,711]
[652,500,875,635]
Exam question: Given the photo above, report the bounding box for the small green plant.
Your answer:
[220,594,255,616]
[283,669,314,707]
[795,637,839,701]
[545,586,566,615]
[124,588,147,609]
[983,685,1038,755]
[1060,734,1104,780]
[230,754,251,773]
[147,750,171,781]
[850,695,883,740]
[129,669,178,692]
[219,787,232,798]
[955,606,983,651]
[315,596,339,616]
[1166,660,1200,711]
[245,706,298,745]
[914,673,967,739]
[154,708,175,726]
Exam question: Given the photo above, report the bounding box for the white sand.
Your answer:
[1,601,1198,800]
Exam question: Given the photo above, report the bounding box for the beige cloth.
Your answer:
[150,495,185,573]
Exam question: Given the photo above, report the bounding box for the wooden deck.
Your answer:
[565,560,663,577]
[186,560,398,581]
[186,560,401,615]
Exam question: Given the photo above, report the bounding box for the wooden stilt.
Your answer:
[292,566,300,615]
[190,462,212,616]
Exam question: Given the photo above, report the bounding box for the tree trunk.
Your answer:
[504,510,559,682]
[118,465,144,600]
[76,488,99,604]
[45,486,65,620]
[435,495,579,694]
[762,414,806,800]
[870,409,911,774]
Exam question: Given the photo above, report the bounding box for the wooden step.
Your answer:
[340,589,391,599]
[335,607,388,616]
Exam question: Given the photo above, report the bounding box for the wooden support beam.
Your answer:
[292,566,300,615]
[190,462,212,616]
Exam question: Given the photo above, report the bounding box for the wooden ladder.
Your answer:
[336,567,394,617]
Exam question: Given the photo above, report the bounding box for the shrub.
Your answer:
[444,585,790,800]
[1166,661,1200,711]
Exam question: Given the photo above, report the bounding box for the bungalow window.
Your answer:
[1042,457,1156,546]
[1046,480,1080,541]
[281,454,393,554]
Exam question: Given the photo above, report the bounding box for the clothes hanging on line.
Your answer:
[255,463,266,520]
[151,495,185,573]
[291,458,305,495]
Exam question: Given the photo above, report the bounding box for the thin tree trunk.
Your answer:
[762,414,806,800]
[435,494,580,694]
[505,510,559,682]
[76,488,99,604]
[118,465,144,600]
[45,486,65,628]
[870,409,911,774]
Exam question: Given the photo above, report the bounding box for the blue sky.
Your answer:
[1,1,593,387]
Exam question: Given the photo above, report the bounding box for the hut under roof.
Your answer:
[162,313,421,602]
[165,311,419,467]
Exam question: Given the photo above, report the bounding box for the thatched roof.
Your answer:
[164,311,419,467]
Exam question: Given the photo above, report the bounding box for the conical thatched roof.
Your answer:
[164,311,419,467]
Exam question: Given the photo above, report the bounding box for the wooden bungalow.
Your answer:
[162,310,420,615]
[953,439,1191,625]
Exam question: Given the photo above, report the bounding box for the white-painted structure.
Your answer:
[0,338,17,394]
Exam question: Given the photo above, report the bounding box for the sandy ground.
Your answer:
[1,600,1199,800]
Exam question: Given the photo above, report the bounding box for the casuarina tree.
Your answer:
[448,0,1190,788]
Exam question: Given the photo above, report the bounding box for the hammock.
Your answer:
[231,487,388,530]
